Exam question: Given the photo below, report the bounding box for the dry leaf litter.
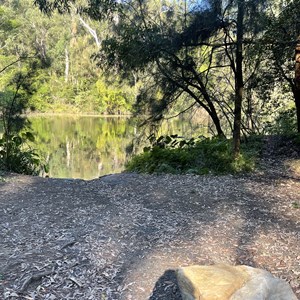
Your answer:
[0,164,299,299]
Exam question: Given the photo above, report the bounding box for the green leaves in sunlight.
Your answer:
[0,132,46,175]
[0,56,47,176]
[127,135,257,175]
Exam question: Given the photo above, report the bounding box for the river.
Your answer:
[29,115,209,179]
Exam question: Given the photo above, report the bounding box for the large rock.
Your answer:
[176,264,297,300]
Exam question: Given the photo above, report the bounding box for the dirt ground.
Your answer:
[0,157,300,299]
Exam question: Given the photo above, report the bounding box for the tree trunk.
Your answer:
[197,77,226,138]
[295,35,300,133]
[207,102,226,138]
[66,138,71,167]
[233,0,244,157]
[155,58,226,138]
[197,83,226,138]
[65,47,69,83]
[78,16,101,48]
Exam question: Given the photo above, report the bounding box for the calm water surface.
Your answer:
[29,115,208,179]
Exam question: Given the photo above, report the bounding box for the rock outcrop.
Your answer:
[176,264,297,300]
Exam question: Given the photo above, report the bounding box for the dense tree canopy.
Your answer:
[0,0,299,158]
[91,0,299,154]
[0,0,135,114]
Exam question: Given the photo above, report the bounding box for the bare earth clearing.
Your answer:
[0,158,300,299]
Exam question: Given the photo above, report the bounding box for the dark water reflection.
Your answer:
[29,115,208,179]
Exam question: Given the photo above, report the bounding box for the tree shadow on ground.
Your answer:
[149,269,182,300]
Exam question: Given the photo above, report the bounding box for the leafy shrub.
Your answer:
[0,131,47,175]
[126,135,257,175]
[0,65,47,175]
[265,108,297,135]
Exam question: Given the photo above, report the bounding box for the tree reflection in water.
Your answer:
[30,115,208,179]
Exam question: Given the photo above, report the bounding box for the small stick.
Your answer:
[69,276,83,288]
[19,268,55,293]
[60,240,76,250]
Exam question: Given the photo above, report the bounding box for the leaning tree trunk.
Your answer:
[294,35,300,133]
[207,101,226,138]
[233,0,245,158]
[198,80,226,138]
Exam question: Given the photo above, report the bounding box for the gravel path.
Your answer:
[0,166,299,299]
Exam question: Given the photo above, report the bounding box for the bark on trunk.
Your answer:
[295,36,300,133]
[207,102,226,138]
[78,16,100,48]
[65,47,69,83]
[233,0,244,157]
[294,89,300,133]
[197,77,226,138]
[196,84,226,138]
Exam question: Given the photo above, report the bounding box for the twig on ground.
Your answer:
[19,267,56,293]
[60,239,76,250]
[69,276,83,288]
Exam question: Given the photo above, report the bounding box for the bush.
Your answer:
[126,135,257,175]
[265,108,297,135]
[0,65,47,175]
[0,132,46,175]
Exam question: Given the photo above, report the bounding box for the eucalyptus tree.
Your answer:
[211,0,270,155]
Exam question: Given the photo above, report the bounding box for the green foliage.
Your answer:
[94,78,133,114]
[0,132,45,175]
[265,108,297,136]
[144,133,198,151]
[126,135,256,175]
[0,0,136,115]
[292,133,300,146]
[0,59,47,175]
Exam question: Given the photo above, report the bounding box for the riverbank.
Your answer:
[27,112,133,118]
[0,154,300,299]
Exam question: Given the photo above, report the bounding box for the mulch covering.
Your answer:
[0,166,299,299]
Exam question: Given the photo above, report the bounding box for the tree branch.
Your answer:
[78,16,101,48]
[165,101,197,120]
[0,56,35,74]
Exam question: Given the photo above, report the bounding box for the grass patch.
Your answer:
[126,136,260,175]
[292,202,300,209]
